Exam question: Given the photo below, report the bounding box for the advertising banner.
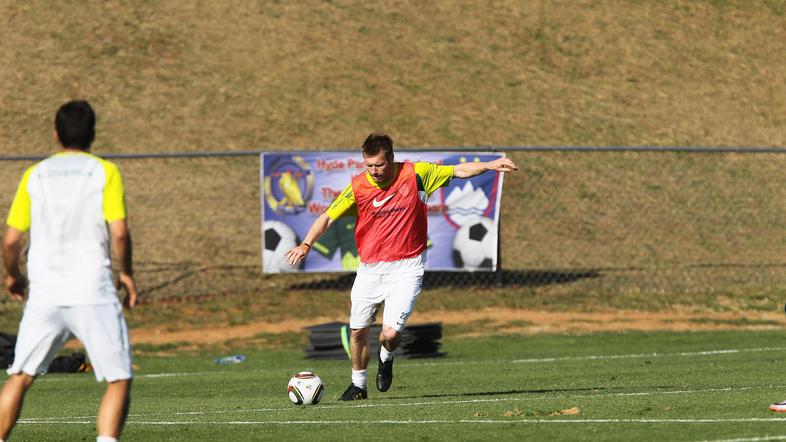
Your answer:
[261,151,505,273]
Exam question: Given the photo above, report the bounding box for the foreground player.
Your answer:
[286,133,517,400]
[0,101,138,441]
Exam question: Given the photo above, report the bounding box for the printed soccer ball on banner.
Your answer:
[452,217,497,270]
[287,371,324,405]
[263,220,301,273]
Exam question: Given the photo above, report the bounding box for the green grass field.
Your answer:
[8,330,786,441]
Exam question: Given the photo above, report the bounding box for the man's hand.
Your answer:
[5,274,26,302]
[453,157,520,178]
[488,157,519,173]
[117,272,138,308]
[285,244,311,266]
[280,214,333,268]
[108,220,137,308]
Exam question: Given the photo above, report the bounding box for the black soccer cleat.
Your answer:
[339,383,368,401]
[376,347,394,392]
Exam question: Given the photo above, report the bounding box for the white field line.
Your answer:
[702,436,786,442]
[19,384,786,422]
[32,345,786,384]
[17,418,786,426]
[512,346,786,363]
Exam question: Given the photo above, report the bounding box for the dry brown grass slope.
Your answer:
[0,0,785,155]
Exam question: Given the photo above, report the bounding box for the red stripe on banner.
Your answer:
[484,171,500,218]
[440,186,461,229]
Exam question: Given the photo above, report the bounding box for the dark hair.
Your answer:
[55,100,95,149]
[361,132,394,161]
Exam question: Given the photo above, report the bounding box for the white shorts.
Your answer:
[349,268,424,332]
[8,303,133,382]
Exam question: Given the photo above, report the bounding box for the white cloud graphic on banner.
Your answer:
[445,181,489,226]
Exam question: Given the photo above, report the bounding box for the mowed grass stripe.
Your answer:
[30,344,786,385]
[17,418,786,426]
[19,384,786,423]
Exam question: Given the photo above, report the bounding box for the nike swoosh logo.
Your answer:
[372,193,396,208]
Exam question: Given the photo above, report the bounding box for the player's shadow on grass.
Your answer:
[287,269,601,291]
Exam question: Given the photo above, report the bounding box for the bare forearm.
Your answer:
[2,229,23,278]
[113,235,133,275]
[2,245,22,278]
[108,220,138,307]
[453,162,492,179]
[109,221,133,275]
[285,213,334,265]
[302,213,333,247]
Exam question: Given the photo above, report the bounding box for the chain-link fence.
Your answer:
[2,148,786,309]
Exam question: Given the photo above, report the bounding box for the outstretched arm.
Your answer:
[453,157,518,179]
[2,227,26,301]
[109,220,138,308]
[285,213,335,266]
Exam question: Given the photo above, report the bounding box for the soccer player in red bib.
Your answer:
[286,133,518,401]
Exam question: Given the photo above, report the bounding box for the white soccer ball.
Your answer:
[287,371,324,405]
[452,217,497,270]
[263,220,300,273]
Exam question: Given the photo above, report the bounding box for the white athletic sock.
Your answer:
[352,369,367,389]
[380,345,393,362]
[97,436,117,442]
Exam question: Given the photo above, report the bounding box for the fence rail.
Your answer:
[3,145,786,162]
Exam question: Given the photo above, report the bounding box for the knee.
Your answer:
[1,373,36,398]
[350,328,369,343]
[381,328,400,343]
[9,373,35,391]
[107,378,132,392]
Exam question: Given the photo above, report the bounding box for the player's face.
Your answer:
[363,151,394,183]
